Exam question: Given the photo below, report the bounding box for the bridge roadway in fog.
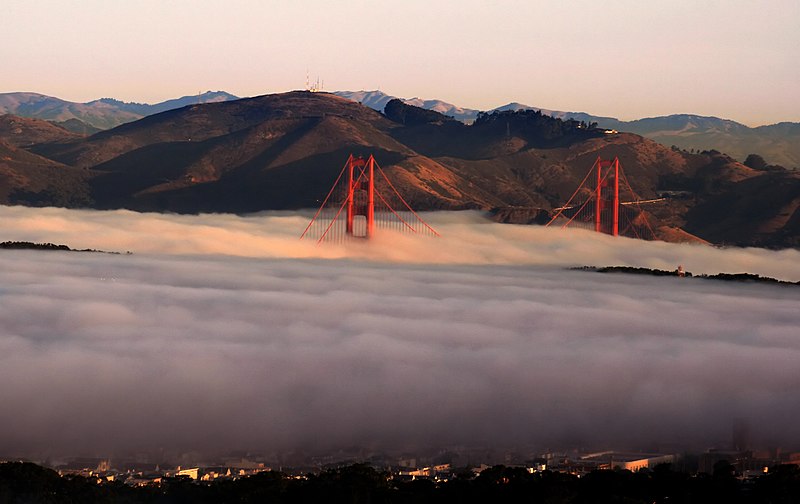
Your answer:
[553,198,665,212]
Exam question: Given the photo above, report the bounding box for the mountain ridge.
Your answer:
[3,89,797,167]
[334,90,800,168]
[0,91,240,130]
[2,91,797,248]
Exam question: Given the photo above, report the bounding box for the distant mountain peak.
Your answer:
[334,90,799,168]
[0,91,240,130]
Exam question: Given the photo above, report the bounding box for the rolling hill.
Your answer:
[2,91,798,248]
[0,114,82,147]
[7,89,796,168]
[335,90,800,168]
[0,91,239,130]
[0,139,91,206]
[617,115,800,169]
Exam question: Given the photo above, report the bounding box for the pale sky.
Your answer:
[2,0,798,126]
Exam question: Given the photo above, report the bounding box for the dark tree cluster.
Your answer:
[669,150,787,172]
[2,461,800,504]
[0,241,71,251]
[383,99,455,126]
[574,265,799,285]
[744,153,787,171]
[472,109,599,146]
[0,241,120,254]
[574,265,694,278]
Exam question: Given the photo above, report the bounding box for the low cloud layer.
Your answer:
[2,205,800,280]
[0,206,798,459]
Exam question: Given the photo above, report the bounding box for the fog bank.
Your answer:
[0,207,798,458]
[2,206,799,280]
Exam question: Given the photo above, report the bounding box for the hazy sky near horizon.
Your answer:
[2,0,798,126]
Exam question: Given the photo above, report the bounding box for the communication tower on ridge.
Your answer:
[305,70,323,92]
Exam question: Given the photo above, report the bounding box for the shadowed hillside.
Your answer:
[0,140,91,205]
[2,91,798,248]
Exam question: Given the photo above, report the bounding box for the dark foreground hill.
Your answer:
[2,91,799,248]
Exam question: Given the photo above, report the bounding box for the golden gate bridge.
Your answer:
[302,154,656,243]
[300,154,439,244]
[546,157,658,240]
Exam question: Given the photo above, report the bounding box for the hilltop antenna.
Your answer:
[305,70,324,93]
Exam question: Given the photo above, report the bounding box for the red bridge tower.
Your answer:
[346,155,375,238]
[301,154,438,243]
[546,157,656,240]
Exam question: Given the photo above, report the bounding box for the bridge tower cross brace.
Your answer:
[345,155,375,238]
